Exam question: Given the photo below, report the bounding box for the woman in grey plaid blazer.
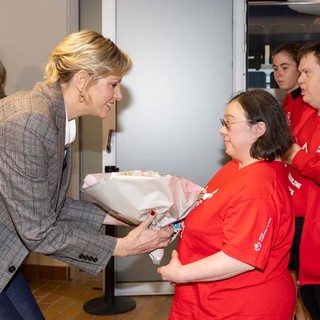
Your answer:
[0,30,174,319]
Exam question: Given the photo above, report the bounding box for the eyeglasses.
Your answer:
[220,118,250,130]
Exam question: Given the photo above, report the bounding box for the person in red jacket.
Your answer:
[272,43,312,320]
[282,41,320,320]
[158,89,296,320]
[272,43,303,128]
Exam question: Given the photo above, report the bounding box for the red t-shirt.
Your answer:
[169,160,295,320]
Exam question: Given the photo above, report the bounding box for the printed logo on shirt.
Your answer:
[288,186,294,196]
[254,242,261,251]
[253,218,272,252]
[301,142,308,153]
[195,188,219,208]
[298,141,320,153]
[202,188,219,200]
[288,172,302,190]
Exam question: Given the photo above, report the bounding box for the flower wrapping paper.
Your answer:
[81,170,205,227]
[81,170,205,264]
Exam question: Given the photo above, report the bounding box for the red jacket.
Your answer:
[283,89,320,285]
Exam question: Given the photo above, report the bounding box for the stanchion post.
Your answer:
[83,166,136,315]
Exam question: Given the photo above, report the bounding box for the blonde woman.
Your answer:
[0,31,173,319]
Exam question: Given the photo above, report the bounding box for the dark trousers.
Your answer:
[0,270,45,320]
[300,285,320,320]
[290,218,320,320]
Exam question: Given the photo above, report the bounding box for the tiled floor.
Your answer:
[29,279,173,320]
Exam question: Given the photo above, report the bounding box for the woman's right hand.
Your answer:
[281,143,301,165]
[112,213,174,257]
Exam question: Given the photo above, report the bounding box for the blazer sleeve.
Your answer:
[60,197,106,233]
[0,107,116,274]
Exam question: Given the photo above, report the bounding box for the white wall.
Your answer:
[0,0,78,94]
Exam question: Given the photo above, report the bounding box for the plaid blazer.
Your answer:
[0,82,115,292]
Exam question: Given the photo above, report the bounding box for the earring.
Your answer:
[79,91,85,103]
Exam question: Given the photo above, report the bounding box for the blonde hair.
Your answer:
[45,30,132,84]
[0,59,6,98]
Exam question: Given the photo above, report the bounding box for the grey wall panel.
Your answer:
[111,0,234,286]
[115,0,233,187]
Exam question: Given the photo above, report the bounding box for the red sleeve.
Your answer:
[293,149,320,186]
[222,199,275,270]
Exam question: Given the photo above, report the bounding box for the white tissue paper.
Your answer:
[81,170,205,264]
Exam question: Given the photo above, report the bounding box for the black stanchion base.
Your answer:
[83,296,136,315]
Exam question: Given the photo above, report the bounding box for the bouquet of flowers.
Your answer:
[81,170,206,263]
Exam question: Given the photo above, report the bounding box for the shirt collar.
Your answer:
[65,106,76,147]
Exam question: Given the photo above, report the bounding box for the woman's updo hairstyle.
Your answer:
[45,30,132,84]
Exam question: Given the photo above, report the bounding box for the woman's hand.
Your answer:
[158,250,254,284]
[113,213,174,257]
[281,143,301,165]
[157,250,183,285]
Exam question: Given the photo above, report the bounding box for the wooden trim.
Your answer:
[21,264,70,281]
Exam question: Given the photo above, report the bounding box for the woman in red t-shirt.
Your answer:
[158,89,296,319]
